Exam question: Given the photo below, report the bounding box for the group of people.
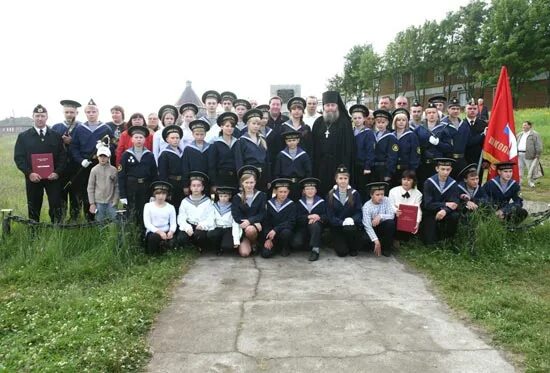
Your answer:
[14,90,531,260]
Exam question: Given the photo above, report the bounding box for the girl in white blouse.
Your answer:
[388,170,423,248]
[143,181,177,254]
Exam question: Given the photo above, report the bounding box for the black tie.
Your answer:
[39,129,44,139]
[402,192,410,199]
[470,120,474,126]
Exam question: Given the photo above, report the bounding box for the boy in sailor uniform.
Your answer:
[232,99,252,139]
[176,171,215,252]
[350,104,375,201]
[483,162,528,223]
[207,186,242,256]
[208,112,239,190]
[262,179,296,258]
[158,125,185,211]
[372,109,398,182]
[326,165,363,257]
[273,131,312,201]
[118,125,158,226]
[182,120,211,195]
[290,178,327,261]
[457,163,488,214]
[421,158,460,245]
[143,181,177,254]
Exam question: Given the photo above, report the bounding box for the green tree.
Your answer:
[481,0,541,107]
[358,44,383,107]
[326,74,345,101]
[343,45,370,103]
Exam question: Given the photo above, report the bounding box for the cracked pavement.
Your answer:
[147,252,515,372]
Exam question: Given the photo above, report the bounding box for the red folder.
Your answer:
[397,204,418,233]
[31,153,54,179]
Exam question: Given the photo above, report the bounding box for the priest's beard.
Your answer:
[323,110,340,124]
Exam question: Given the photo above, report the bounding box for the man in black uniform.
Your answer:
[311,91,355,195]
[14,105,66,223]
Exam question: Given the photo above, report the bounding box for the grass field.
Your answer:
[0,135,196,371]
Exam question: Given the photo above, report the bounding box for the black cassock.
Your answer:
[311,115,355,195]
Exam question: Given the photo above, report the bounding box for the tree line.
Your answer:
[327,0,550,107]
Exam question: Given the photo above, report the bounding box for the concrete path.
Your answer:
[147,252,515,373]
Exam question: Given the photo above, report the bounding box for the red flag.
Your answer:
[482,66,520,181]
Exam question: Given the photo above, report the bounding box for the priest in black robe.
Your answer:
[311,91,355,195]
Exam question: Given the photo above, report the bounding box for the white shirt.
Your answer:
[303,112,321,128]
[34,126,47,136]
[143,202,177,234]
[388,186,423,223]
[177,196,215,231]
[205,123,221,144]
[518,130,531,151]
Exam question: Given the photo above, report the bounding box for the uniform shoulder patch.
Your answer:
[392,144,399,152]
[117,164,123,172]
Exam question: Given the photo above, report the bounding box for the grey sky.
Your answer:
[1,0,470,123]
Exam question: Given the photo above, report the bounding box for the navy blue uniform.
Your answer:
[442,118,470,178]
[276,121,313,155]
[267,113,289,129]
[326,188,363,257]
[354,128,376,200]
[231,191,267,226]
[234,134,270,191]
[208,137,238,188]
[483,177,527,222]
[392,130,420,186]
[465,118,487,166]
[290,196,327,251]
[70,122,114,221]
[273,147,312,201]
[373,131,398,181]
[158,147,184,210]
[234,123,247,139]
[118,148,158,225]
[262,198,296,258]
[51,121,81,221]
[182,142,210,188]
[421,175,460,244]
[415,123,453,189]
[457,181,488,214]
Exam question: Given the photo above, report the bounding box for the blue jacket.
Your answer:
[355,128,376,171]
[231,191,267,224]
[264,198,296,234]
[296,196,327,227]
[326,187,363,227]
[394,130,420,171]
[70,122,113,163]
[415,123,452,160]
[482,177,523,213]
[422,175,460,214]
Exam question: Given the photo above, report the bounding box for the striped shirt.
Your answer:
[362,197,395,242]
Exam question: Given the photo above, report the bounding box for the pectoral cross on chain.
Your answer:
[325,129,330,138]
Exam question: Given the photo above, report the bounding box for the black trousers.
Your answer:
[330,225,362,257]
[167,178,184,212]
[391,166,413,188]
[214,169,238,189]
[421,210,460,245]
[25,179,62,223]
[207,227,234,252]
[177,225,209,249]
[261,228,292,258]
[354,164,372,202]
[365,220,396,256]
[291,222,323,250]
[74,164,95,221]
[450,157,467,180]
[59,163,81,222]
[145,232,174,255]
[417,162,436,192]
[126,180,150,227]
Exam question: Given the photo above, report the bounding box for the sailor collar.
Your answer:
[428,175,456,194]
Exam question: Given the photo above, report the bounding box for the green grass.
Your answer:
[400,212,550,372]
[0,134,196,371]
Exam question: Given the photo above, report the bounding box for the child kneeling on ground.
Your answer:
[143,181,177,254]
[177,171,214,252]
[362,182,396,257]
[207,186,242,256]
[262,178,296,258]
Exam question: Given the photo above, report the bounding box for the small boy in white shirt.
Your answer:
[207,186,241,256]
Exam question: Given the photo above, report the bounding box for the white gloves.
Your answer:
[429,136,440,146]
[483,127,488,135]
[342,217,355,226]
[81,159,92,168]
[119,198,128,205]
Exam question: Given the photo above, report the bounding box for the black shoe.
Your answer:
[349,248,358,257]
[216,249,223,256]
[308,251,319,261]
[281,247,290,257]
